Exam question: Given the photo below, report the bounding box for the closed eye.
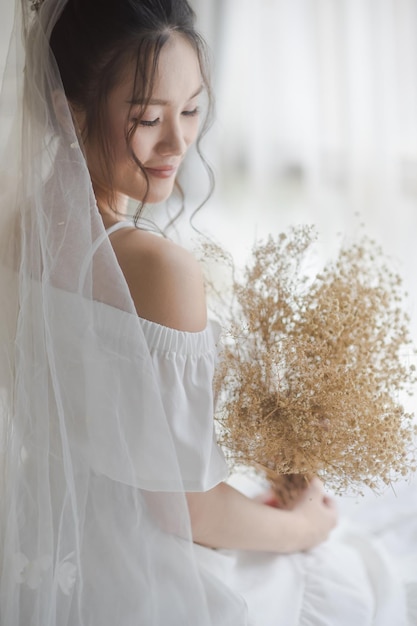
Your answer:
[139,117,160,127]
[182,107,200,117]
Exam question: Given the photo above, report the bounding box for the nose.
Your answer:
[157,118,188,157]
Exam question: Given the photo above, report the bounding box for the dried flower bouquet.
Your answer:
[203,226,417,506]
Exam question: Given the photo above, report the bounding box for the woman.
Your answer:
[0,0,414,624]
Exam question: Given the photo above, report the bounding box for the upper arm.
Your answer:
[109,229,207,332]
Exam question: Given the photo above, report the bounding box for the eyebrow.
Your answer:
[127,84,204,106]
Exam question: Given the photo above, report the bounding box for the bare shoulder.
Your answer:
[109,226,207,332]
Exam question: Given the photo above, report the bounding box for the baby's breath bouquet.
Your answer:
[203,226,417,506]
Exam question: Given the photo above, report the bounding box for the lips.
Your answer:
[145,165,178,179]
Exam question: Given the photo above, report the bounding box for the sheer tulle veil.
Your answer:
[0,0,244,623]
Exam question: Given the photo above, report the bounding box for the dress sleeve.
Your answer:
[139,317,229,492]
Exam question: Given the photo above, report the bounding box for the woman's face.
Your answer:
[89,34,203,212]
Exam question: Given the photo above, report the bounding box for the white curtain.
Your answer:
[189,0,417,348]
[192,0,417,201]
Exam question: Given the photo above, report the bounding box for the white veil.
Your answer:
[0,0,246,623]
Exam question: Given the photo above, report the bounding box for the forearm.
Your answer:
[186,481,307,554]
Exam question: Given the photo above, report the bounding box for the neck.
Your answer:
[94,184,129,218]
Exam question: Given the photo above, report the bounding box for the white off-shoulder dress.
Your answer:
[140,314,417,626]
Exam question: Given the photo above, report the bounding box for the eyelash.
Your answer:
[135,107,200,128]
[138,118,159,127]
[182,107,200,118]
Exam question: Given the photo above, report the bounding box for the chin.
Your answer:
[126,177,176,206]
[126,170,178,205]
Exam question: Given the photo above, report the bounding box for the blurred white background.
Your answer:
[186,0,417,345]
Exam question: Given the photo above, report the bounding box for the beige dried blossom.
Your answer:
[202,226,417,504]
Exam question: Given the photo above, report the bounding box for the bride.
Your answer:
[0,0,415,624]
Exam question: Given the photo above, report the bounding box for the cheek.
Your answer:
[128,131,154,164]
[112,131,146,179]
[186,119,200,146]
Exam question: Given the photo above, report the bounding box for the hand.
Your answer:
[290,477,338,551]
[187,479,337,554]
[255,474,311,510]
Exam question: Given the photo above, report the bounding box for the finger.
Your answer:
[322,494,333,506]
[309,476,324,489]
[306,477,325,496]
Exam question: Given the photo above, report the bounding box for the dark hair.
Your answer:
[50,0,214,223]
